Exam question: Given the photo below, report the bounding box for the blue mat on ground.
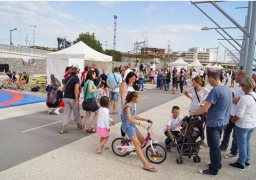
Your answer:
[0,90,46,109]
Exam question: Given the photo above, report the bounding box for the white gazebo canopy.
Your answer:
[218,64,224,69]
[212,64,220,69]
[169,57,188,66]
[190,59,203,67]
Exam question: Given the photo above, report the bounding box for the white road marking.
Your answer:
[140,97,147,100]
[22,121,62,133]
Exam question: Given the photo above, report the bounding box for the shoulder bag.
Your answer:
[82,81,97,111]
[194,87,200,103]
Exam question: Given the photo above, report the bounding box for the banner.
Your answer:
[23,58,36,66]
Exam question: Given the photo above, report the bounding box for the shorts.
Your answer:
[97,126,109,138]
[122,125,138,139]
[109,91,119,101]
[172,82,178,88]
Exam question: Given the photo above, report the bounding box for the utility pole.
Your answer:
[167,40,170,61]
[31,25,36,46]
[25,34,28,47]
[105,41,108,50]
[113,15,117,50]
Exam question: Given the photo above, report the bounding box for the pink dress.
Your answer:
[96,107,113,137]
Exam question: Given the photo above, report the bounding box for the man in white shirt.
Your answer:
[220,70,247,159]
[199,69,204,79]
[192,69,197,79]
[123,65,132,81]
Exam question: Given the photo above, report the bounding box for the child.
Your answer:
[121,91,157,173]
[96,96,115,153]
[163,106,183,148]
[96,84,104,104]
[154,71,158,85]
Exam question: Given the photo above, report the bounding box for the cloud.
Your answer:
[98,1,118,7]
[144,3,156,12]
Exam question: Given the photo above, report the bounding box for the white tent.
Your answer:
[168,58,188,71]
[212,64,220,69]
[46,41,112,84]
[218,64,224,69]
[190,59,204,72]
[205,63,213,68]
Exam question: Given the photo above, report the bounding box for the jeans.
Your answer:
[163,79,167,88]
[207,126,226,174]
[235,126,255,166]
[139,78,144,90]
[183,76,187,85]
[157,78,161,87]
[220,115,238,155]
[164,131,180,145]
[179,82,184,93]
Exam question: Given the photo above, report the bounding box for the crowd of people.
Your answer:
[0,70,29,90]
[2,63,256,175]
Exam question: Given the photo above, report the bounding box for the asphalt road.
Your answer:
[0,85,190,172]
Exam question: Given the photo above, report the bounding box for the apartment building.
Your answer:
[140,47,165,57]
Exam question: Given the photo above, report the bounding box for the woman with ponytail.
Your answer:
[184,76,210,147]
[121,91,156,172]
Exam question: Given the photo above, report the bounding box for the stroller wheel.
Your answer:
[176,157,183,164]
[193,156,201,163]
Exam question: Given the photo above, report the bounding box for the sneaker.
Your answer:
[54,108,60,115]
[199,169,217,176]
[48,109,52,114]
[225,153,237,159]
[245,162,250,168]
[96,149,102,154]
[229,162,244,170]
[201,143,208,148]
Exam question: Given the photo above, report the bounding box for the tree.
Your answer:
[73,32,104,53]
[105,49,122,62]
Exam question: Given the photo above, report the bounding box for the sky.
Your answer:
[0,1,250,63]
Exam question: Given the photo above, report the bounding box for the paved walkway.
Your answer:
[0,84,256,180]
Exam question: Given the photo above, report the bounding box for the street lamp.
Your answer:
[201,26,241,31]
[31,25,36,46]
[10,28,17,45]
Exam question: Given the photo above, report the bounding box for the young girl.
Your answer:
[96,96,115,153]
[121,91,157,173]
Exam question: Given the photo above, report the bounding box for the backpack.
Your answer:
[31,86,40,92]
[47,89,58,104]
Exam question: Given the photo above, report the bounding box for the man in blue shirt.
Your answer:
[190,70,232,176]
[107,67,122,114]
[1,70,14,88]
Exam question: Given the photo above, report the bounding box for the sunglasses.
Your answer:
[240,84,245,86]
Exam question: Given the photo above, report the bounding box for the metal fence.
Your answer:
[0,44,50,56]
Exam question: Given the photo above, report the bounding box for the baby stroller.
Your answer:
[168,116,205,164]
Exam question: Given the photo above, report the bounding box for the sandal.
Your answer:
[102,146,109,150]
[143,167,157,173]
[60,129,68,134]
[83,129,91,134]
[112,112,118,115]
[90,127,96,133]
[77,124,83,130]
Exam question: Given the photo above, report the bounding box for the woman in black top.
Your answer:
[100,69,109,96]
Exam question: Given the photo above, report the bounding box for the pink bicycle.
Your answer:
[111,122,167,164]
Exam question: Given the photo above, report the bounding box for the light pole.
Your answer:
[31,25,36,46]
[10,28,17,45]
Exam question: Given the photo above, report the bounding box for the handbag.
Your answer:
[82,81,97,111]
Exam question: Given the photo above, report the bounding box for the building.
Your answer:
[140,47,165,57]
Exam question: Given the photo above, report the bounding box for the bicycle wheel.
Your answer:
[145,143,167,164]
[111,137,129,157]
